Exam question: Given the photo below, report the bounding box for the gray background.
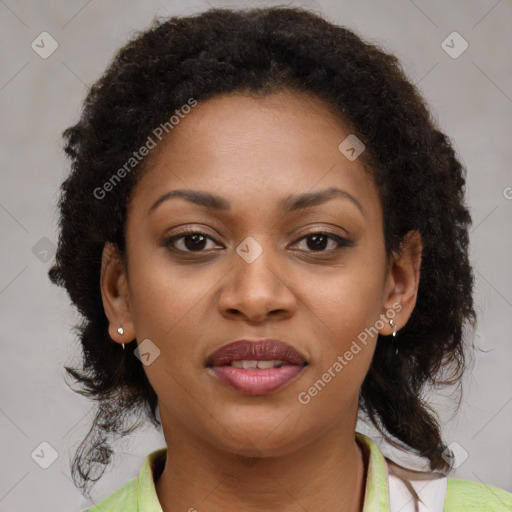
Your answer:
[0,0,511,510]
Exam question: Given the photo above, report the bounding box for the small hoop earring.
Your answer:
[117,326,125,350]
[389,319,398,337]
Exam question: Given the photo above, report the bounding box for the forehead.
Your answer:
[128,89,381,222]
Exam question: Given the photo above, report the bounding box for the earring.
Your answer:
[389,319,398,337]
[117,326,125,350]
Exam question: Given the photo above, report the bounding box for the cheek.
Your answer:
[124,256,214,423]
[127,251,213,342]
[124,251,218,405]
[296,255,385,398]
[302,257,385,352]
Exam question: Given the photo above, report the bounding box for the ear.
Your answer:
[100,242,135,345]
[379,230,423,336]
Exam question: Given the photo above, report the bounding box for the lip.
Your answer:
[206,338,308,366]
[206,338,308,396]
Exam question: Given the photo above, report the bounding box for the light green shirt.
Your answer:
[83,433,512,511]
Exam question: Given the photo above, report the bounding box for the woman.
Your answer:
[48,6,512,512]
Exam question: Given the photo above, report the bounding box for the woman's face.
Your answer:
[107,89,412,457]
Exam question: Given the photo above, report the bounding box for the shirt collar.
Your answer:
[135,433,426,512]
[137,447,166,512]
[357,432,392,511]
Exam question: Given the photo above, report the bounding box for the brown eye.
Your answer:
[163,231,222,253]
[292,232,353,253]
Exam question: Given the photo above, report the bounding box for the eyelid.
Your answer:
[162,226,354,254]
[291,230,354,251]
[162,227,222,251]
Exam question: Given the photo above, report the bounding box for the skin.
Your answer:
[100,89,422,512]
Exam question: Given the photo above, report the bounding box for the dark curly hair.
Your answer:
[48,5,476,497]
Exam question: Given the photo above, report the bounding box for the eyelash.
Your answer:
[162,228,354,256]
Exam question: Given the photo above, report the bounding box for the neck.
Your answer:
[155,412,367,512]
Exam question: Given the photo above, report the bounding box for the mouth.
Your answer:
[206,338,308,396]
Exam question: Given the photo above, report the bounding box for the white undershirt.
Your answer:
[374,433,448,512]
[388,472,447,512]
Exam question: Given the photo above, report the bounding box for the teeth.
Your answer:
[256,360,276,369]
[231,360,286,369]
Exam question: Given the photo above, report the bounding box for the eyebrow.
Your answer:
[148,186,365,217]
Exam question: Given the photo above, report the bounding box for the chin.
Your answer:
[205,405,316,458]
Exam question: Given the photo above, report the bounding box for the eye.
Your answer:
[291,231,353,253]
[163,229,222,253]
[162,228,353,255]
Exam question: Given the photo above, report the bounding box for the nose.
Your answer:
[217,244,297,323]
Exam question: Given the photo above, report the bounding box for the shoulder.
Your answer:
[81,447,167,512]
[444,477,512,511]
[81,477,138,512]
